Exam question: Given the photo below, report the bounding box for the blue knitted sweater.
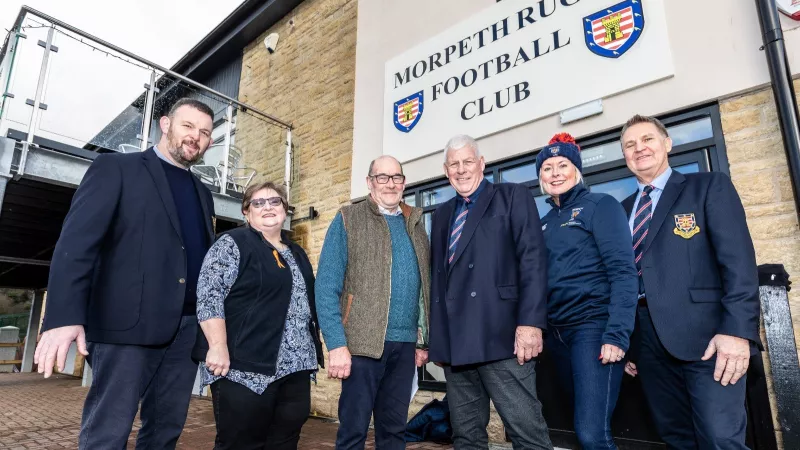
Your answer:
[315,212,421,350]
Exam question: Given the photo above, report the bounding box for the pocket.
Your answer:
[497,285,518,301]
[689,288,723,303]
[342,294,354,325]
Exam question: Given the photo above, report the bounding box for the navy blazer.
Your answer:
[43,148,215,345]
[429,182,548,366]
[622,170,761,361]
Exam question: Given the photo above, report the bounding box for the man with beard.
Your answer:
[35,98,217,449]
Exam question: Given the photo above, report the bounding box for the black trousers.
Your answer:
[637,306,748,450]
[79,316,198,450]
[211,370,312,450]
[335,341,416,450]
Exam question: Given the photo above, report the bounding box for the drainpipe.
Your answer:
[755,0,800,223]
[754,2,800,449]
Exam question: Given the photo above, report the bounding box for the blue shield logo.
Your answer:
[393,91,424,133]
[584,0,645,59]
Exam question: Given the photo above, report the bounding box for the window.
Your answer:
[403,105,727,390]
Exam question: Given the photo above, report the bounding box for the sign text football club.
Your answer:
[382,0,674,162]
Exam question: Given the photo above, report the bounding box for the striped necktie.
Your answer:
[632,185,654,294]
[448,198,470,264]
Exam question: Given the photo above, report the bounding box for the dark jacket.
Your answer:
[191,226,324,374]
[622,171,761,361]
[540,184,638,351]
[429,181,548,366]
[43,149,215,345]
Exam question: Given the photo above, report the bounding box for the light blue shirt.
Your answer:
[628,167,673,233]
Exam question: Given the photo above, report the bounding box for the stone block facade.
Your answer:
[234,0,510,441]
[720,82,800,449]
[235,0,799,445]
[235,0,358,419]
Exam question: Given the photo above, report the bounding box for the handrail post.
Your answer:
[220,103,233,195]
[19,26,54,176]
[140,70,157,151]
[285,129,292,203]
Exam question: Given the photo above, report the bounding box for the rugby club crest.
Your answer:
[583,0,645,59]
[673,213,700,239]
[393,91,424,133]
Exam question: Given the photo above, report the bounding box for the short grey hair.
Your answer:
[444,134,481,163]
[540,169,584,195]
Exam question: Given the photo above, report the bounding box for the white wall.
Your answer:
[351,0,800,199]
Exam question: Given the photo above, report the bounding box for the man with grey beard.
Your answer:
[35,98,217,449]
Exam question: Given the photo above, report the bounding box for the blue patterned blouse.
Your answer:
[196,234,318,394]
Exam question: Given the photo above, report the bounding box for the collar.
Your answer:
[378,204,403,216]
[546,183,588,209]
[366,195,404,217]
[458,178,489,205]
[154,145,188,170]
[637,166,672,193]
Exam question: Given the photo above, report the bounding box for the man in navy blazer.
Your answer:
[34,99,217,449]
[429,135,552,449]
[620,115,760,449]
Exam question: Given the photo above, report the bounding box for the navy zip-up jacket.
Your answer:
[540,184,639,351]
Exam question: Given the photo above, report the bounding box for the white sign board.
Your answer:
[382,0,674,162]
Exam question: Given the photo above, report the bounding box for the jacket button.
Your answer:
[470,292,476,297]
[435,297,439,303]
[178,278,186,284]
[468,264,474,269]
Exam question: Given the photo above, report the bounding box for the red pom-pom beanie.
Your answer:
[535,133,582,174]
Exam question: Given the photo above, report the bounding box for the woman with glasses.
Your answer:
[537,133,638,450]
[192,181,324,450]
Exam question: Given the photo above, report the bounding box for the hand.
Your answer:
[328,347,352,379]
[600,344,625,365]
[702,334,750,386]
[514,326,543,365]
[34,325,89,378]
[624,361,638,377]
[205,344,230,377]
[415,349,429,367]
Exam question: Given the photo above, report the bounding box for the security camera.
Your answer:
[264,33,279,54]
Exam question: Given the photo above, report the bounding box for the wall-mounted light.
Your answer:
[560,99,603,125]
[264,33,279,54]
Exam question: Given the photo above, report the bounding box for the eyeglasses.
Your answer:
[369,173,406,184]
[250,197,283,209]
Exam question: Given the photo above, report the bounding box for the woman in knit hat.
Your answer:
[536,133,639,449]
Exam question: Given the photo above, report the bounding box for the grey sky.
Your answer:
[1,0,243,148]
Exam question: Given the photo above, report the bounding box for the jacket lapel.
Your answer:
[622,192,636,218]
[143,148,183,242]
[449,182,496,271]
[438,198,457,276]
[191,175,215,242]
[643,170,686,253]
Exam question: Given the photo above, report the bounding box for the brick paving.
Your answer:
[0,373,452,449]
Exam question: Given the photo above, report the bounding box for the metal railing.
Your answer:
[0,7,294,198]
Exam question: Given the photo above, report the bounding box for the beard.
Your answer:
[165,128,204,167]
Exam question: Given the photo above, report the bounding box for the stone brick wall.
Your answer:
[234,0,358,419]
[234,0,510,441]
[719,81,800,449]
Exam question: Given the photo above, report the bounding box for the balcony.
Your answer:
[0,7,293,289]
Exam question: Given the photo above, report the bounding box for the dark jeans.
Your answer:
[636,306,748,450]
[211,370,312,450]
[79,315,198,450]
[335,341,416,450]
[545,326,625,450]
[444,358,552,450]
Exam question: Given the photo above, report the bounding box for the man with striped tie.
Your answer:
[429,135,552,449]
[620,115,760,450]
